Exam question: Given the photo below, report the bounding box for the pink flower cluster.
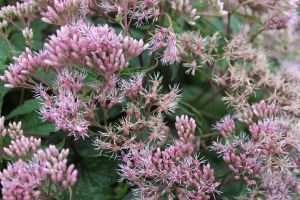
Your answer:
[4,136,41,159]
[35,145,78,188]
[120,115,219,199]
[44,21,147,77]
[149,27,179,65]
[0,160,47,200]
[101,0,160,26]
[0,117,42,159]
[0,48,47,88]
[168,0,200,25]
[0,1,35,22]
[6,121,24,139]
[214,115,235,137]
[228,0,297,31]
[237,100,279,124]
[1,20,147,88]
[29,0,85,25]
[264,0,298,30]
[0,117,78,200]
[94,73,180,153]
[149,28,220,70]
[120,73,144,100]
[213,100,300,199]
[36,69,90,138]
[0,145,77,200]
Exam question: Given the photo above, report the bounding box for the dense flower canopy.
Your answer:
[0,0,299,199]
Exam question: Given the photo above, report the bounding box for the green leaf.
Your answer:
[0,62,7,73]
[74,138,99,158]
[6,99,40,120]
[0,38,13,61]
[30,21,49,50]
[10,32,25,51]
[230,14,243,34]
[210,18,226,34]
[76,157,119,200]
[18,112,56,135]
[0,81,4,114]
[25,122,55,135]
[221,179,247,198]
[56,138,65,150]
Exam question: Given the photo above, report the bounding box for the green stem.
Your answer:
[47,180,52,200]
[200,132,219,138]
[250,27,264,43]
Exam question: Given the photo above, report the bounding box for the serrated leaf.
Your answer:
[76,157,119,200]
[25,122,56,135]
[6,99,40,119]
[74,138,99,158]
[19,112,56,135]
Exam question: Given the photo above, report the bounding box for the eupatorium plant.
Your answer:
[0,0,299,199]
[0,116,77,200]
[120,115,219,199]
[213,100,300,199]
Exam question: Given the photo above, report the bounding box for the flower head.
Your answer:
[120,115,219,199]
[0,160,46,200]
[149,27,180,65]
[44,21,147,77]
